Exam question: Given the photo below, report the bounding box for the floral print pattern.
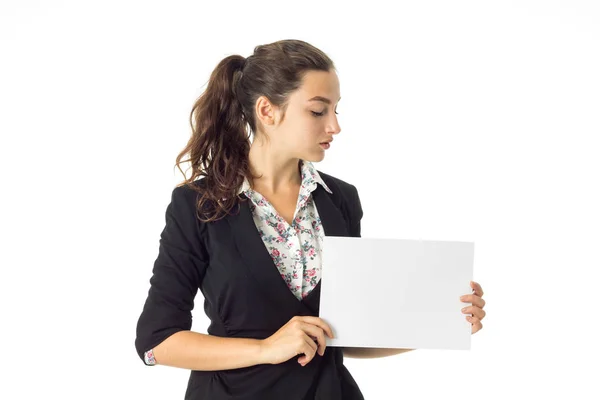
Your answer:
[238,159,332,301]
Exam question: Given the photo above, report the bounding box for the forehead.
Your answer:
[295,70,341,103]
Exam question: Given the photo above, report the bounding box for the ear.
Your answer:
[255,95,277,126]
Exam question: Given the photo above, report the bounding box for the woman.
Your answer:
[135,39,486,400]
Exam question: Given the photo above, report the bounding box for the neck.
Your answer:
[247,141,302,194]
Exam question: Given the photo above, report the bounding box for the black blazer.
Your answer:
[135,170,365,400]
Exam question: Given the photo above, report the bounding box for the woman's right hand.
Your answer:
[259,316,334,367]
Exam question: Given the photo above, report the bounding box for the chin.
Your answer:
[303,153,326,163]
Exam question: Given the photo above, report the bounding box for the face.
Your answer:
[254,69,342,162]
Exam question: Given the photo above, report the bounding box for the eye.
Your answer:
[311,110,339,117]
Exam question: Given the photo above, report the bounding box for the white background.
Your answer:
[1,1,599,398]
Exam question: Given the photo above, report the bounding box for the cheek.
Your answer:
[303,121,323,136]
[300,130,321,145]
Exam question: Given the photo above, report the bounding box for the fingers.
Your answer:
[460,294,485,309]
[461,305,486,320]
[467,315,483,334]
[464,282,485,335]
[470,280,484,297]
[289,317,330,366]
[298,334,318,365]
[471,319,483,334]
[296,316,334,339]
[298,322,327,356]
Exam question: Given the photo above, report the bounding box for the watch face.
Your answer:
[144,349,156,365]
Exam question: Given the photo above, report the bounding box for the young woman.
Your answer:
[135,39,486,400]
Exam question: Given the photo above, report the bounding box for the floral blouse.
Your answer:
[143,159,332,365]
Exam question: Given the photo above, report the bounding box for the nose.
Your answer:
[327,115,341,135]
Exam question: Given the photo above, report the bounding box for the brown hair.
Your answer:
[174,39,336,223]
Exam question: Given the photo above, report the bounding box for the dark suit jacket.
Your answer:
[135,170,365,400]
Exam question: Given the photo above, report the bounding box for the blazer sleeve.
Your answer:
[348,184,363,238]
[134,185,208,364]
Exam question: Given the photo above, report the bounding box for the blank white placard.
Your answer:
[319,237,474,350]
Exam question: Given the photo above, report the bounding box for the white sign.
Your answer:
[320,237,475,350]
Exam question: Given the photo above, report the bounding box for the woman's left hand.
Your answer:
[460,281,486,334]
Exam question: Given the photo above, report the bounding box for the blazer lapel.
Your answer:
[226,183,349,317]
[301,184,349,315]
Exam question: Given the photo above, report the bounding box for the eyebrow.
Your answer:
[307,96,341,104]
